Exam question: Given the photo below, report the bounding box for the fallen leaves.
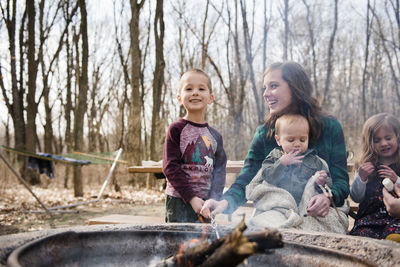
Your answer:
[0,183,165,235]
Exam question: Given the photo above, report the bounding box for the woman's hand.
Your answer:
[280,150,304,166]
[378,165,399,183]
[383,185,400,218]
[200,199,228,219]
[358,162,375,182]
[305,193,330,217]
[190,196,205,214]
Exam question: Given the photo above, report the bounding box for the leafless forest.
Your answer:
[1,0,400,194]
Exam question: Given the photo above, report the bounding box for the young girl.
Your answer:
[350,113,400,241]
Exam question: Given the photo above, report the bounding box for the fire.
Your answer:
[176,215,209,267]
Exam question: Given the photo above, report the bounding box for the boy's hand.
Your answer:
[314,170,328,186]
[279,150,304,166]
[200,199,228,219]
[378,165,399,183]
[358,162,375,182]
[190,196,204,214]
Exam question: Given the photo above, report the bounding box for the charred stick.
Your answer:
[151,217,283,267]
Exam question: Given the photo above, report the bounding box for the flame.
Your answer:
[176,215,209,267]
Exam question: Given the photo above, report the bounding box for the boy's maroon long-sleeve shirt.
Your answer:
[162,118,227,203]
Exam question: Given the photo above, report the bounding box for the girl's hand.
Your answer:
[358,162,375,182]
[280,150,304,166]
[200,199,228,219]
[305,193,330,217]
[314,170,328,186]
[378,165,399,183]
[190,197,205,214]
[383,185,400,218]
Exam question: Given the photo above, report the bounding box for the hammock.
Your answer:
[0,146,124,213]
[1,145,128,165]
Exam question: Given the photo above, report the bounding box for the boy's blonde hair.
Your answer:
[275,114,309,136]
[357,113,400,170]
[179,68,212,93]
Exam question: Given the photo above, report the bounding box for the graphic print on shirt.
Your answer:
[181,134,214,173]
[176,123,219,199]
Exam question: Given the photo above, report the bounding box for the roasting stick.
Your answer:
[211,215,220,239]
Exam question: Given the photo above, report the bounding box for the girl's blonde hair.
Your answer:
[357,113,400,170]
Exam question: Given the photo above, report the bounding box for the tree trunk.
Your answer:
[73,0,89,197]
[240,0,263,124]
[0,0,26,166]
[25,0,40,185]
[150,0,165,158]
[64,5,73,188]
[302,0,319,99]
[149,0,165,188]
[126,0,145,167]
[362,0,372,121]
[322,0,338,106]
[283,0,289,60]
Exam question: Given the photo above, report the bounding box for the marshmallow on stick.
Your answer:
[383,178,394,192]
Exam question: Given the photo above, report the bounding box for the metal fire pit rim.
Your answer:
[6,228,379,267]
[6,229,214,267]
[283,240,377,267]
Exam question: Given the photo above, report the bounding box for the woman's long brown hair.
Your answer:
[264,62,322,145]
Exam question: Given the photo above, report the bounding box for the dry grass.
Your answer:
[0,161,166,236]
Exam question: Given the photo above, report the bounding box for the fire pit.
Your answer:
[4,223,391,267]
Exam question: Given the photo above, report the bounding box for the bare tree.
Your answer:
[150,0,165,161]
[73,0,89,197]
[125,0,146,166]
[23,0,42,184]
[40,1,78,154]
[0,0,25,158]
[372,0,400,106]
[282,0,289,60]
[301,0,319,98]
[113,0,130,151]
[361,0,373,121]
[208,1,248,158]
[240,0,263,124]
[322,0,338,106]
[262,0,271,117]
[170,0,189,118]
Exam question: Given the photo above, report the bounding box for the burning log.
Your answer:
[151,218,283,267]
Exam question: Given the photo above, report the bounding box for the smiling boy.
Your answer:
[162,69,227,223]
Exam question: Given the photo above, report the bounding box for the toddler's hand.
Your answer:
[314,170,328,186]
[358,162,375,182]
[378,165,399,183]
[280,150,304,166]
[190,197,204,214]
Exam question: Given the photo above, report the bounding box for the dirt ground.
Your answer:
[0,163,166,236]
[0,160,355,236]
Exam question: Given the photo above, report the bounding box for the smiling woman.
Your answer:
[263,69,293,116]
[201,62,350,234]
